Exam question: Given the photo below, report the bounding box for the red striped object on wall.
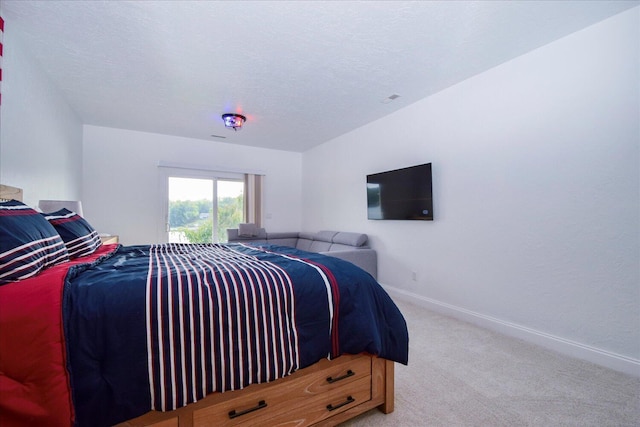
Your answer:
[0,15,4,105]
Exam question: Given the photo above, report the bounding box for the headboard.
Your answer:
[0,184,24,202]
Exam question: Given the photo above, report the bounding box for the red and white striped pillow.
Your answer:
[42,209,102,259]
[1,15,4,106]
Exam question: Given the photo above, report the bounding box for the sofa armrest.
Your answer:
[321,249,377,280]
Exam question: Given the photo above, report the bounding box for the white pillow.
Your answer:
[238,223,258,237]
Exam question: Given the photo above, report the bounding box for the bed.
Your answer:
[0,185,408,427]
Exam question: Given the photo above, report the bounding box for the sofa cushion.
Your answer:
[227,227,267,241]
[328,243,359,251]
[315,230,338,243]
[296,239,312,251]
[267,232,299,248]
[266,232,298,239]
[332,231,368,247]
[269,238,299,247]
[310,240,332,252]
[295,232,315,251]
[238,223,259,237]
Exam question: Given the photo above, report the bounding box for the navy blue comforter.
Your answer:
[63,243,408,426]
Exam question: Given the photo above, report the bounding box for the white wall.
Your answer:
[83,126,302,245]
[302,8,639,373]
[0,19,83,207]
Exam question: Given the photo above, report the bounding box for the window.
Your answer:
[168,176,244,243]
[159,165,263,244]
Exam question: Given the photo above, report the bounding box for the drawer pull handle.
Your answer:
[327,395,355,411]
[326,369,355,384]
[228,400,267,419]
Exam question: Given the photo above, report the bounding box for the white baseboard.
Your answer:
[383,284,640,378]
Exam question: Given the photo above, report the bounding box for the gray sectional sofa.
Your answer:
[227,227,377,279]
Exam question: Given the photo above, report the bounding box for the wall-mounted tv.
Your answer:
[367,163,433,220]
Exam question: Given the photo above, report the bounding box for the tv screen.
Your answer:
[367,163,433,220]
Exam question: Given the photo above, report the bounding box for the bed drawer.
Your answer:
[192,355,372,426]
[144,419,178,427]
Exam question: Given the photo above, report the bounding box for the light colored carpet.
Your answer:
[341,299,640,426]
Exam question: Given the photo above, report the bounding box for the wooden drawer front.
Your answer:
[193,355,372,426]
[270,376,371,426]
[144,419,178,427]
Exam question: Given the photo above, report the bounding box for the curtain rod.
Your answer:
[157,161,265,176]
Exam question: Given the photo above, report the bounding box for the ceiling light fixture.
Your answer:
[222,113,247,131]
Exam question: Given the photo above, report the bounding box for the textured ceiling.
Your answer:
[2,1,637,152]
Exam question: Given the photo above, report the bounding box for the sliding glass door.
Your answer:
[167,176,244,243]
[216,180,244,242]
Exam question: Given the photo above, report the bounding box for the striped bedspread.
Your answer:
[63,243,408,427]
[146,244,300,411]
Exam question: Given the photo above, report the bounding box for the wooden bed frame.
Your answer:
[1,184,397,426]
[118,354,394,427]
[0,184,23,201]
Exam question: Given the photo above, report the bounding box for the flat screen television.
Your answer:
[367,163,433,220]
